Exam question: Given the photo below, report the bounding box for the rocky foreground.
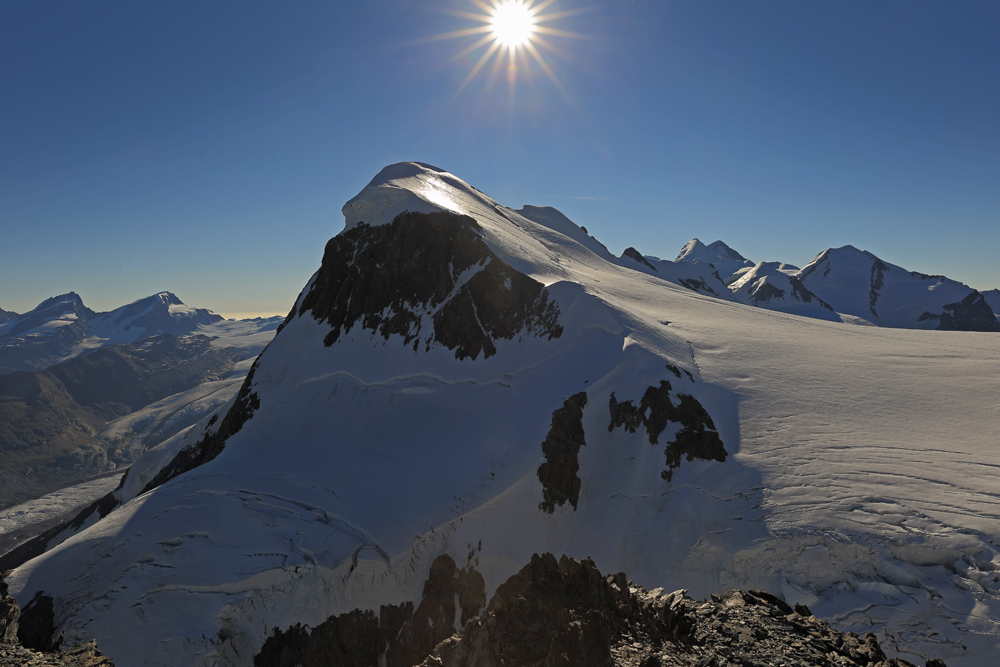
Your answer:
[416,553,944,667]
[0,582,112,667]
[3,553,952,667]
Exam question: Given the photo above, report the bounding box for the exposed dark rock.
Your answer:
[0,582,17,645]
[869,257,888,317]
[298,211,562,360]
[747,282,785,305]
[253,554,485,667]
[137,359,261,497]
[417,554,948,667]
[16,594,59,653]
[0,585,112,665]
[623,249,657,273]
[788,277,835,311]
[608,381,727,482]
[537,392,589,513]
[917,292,1000,332]
[677,278,718,296]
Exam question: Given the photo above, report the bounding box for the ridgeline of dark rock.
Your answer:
[623,248,657,273]
[918,292,1000,332]
[537,392,589,513]
[0,334,240,509]
[298,211,563,360]
[0,581,113,666]
[417,553,947,667]
[253,554,485,667]
[608,378,727,482]
[0,309,17,325]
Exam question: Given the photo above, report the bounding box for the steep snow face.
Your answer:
[729,262,846,323]
[675,238,755,284]
[9,163,1000,667]
[796,246,1000,331]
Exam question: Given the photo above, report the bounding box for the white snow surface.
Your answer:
[9,163,1000,667]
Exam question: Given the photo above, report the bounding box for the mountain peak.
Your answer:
[675,238,709,261]
[706,240,748,262]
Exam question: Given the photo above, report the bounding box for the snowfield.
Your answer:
[7,163,1000,666]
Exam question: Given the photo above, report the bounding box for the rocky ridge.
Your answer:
[417,553,947,667]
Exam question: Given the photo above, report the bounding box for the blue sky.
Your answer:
[2,1,998,317]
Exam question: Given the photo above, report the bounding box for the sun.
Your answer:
[426,0,592,101]
[491,1,535,47]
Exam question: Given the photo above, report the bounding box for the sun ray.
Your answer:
[532,6,601,24]
[532,25,590,40]
[416,24,494,43]
[442,33,497,66]
[450,39,504,100]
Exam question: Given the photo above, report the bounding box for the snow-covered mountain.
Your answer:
[728,262,846,323]
[6,163,1000,667]
[0,307,17,323]
[0,293,283,375]
[794,246,999,331]
[675,238,755,284]
[617,246,743,302]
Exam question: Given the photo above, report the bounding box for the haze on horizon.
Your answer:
[2,1,998,317]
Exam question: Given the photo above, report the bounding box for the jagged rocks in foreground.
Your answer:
[0,582,112,667]
[417,553,946,667]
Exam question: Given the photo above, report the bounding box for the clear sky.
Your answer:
[2,1,998,317]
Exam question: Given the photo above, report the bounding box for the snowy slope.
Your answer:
[675,238,755,284]
[8,163,1000,667]
[796,246,1000,331]
[728,262,849,323]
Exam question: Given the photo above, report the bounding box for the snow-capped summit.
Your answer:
[0,293,96,373]
[0,292,225,374]
[728,262,844,323]
[87,291,223,342]
[675,238,755,283]
[706,239,749,263]
[796,246,1000,331]
[7,163,1000,667]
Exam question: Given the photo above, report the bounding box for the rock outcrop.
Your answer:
[417,553,947,667]
[0,581,112,667]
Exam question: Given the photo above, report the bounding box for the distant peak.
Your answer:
[707,240,748,262]
[675,238,708,261]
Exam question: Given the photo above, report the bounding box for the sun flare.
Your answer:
[427,0,592,102]
[491,1,535,47]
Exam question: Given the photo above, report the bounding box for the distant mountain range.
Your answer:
[619,238,999,331]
